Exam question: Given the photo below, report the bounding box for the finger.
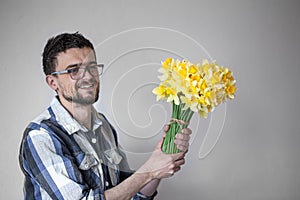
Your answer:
[170,161,184,175]
[174,158,185,166]
[171,152,185,161]
[176,144,189,153]
[155,137,165,149]
[174,137,190,152]
[175,133,190,141]
[174,166,181,173]
[174,138,189,146]
[164,124,170,132]
[169,170,175,176]
[181,128,192,135]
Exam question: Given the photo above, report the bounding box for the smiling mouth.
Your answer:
[79,84,94,89]
[77,79,98,90]
[80,85,94,88]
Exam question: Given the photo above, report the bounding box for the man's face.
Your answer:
[54,47,100,105]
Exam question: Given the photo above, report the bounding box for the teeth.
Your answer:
[80,85,93,88]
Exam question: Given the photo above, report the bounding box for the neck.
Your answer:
[60,97,93,130]
[73,104,93,130]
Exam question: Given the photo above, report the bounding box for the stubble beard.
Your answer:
[62,80,100,106]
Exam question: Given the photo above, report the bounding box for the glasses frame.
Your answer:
[51,63,104,80]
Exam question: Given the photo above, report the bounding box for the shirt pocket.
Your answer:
[103,148,122,166]
[103,148,123,186]
[78,153,99,170]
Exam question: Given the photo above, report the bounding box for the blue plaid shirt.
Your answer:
[19,97,156,200]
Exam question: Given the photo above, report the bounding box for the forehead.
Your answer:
[56,47,96,70]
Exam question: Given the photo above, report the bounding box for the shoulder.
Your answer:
[21,121,60,151]
[22,108,54,142]
[21,109,63,154]
[32,109,52,124]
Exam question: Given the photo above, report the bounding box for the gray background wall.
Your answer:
[1,0,300,199]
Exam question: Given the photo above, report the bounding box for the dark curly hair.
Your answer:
[42,32,95,75]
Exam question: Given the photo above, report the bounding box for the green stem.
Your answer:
[162,101,194,154]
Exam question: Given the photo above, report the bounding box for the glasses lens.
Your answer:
[70,64,103,80]
[88,65,99,76]
[69,67,81,79]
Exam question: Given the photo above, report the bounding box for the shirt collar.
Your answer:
[50,96,102,134]
[91,106,103,130]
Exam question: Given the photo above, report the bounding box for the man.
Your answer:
[19,32,192,200]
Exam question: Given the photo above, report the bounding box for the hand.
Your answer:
[163,124,192,153]
[138,138,185,180]
[174,126,192,153]
[137,125,192,180]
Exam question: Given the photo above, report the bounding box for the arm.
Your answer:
[104,137,186,200]
[139,126,192,197]
[105,126,192,199]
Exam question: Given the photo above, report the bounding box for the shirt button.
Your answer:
[91,138,97,143]
[105,181,109,187]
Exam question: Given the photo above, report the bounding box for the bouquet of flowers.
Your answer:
[152,58,236,154]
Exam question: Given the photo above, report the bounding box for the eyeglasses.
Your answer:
[51,63,104,80]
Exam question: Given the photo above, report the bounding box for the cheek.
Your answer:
[57,81,75,94]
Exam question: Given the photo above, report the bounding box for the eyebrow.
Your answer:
[65,63,81,69]
[65,61,97,69]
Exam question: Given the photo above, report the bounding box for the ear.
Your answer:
[46,75,58,91]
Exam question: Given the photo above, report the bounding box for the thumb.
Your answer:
[155,137,165,150]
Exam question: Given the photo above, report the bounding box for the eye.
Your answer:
[68,67,80,75]
[87,65,98,73]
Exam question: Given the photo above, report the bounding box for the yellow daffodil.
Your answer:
[152,85,167,101]
[166,87,180,105]
[153,58,237,153]
[162,57,172,69]
[188,65,198,74]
